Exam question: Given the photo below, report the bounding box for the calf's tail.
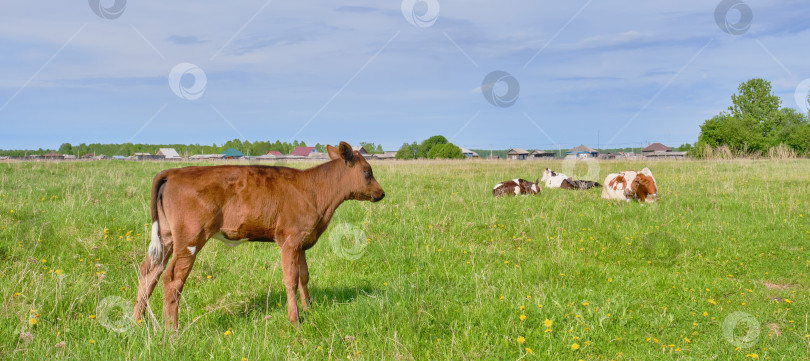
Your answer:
[148,172,169,265]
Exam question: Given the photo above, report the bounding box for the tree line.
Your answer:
[0,139,393,157]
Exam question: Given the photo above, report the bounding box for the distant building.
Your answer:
[373,151,396,160]
[264,151,283,156]
[130,153,164,160]
[156,148,181,159]
[43,152,64,159]
[642,143,686,159]
[189,154,225,160]
[290,147,316,157]
[507,148,529,160]
[485,155,501,160]
[221,148,245,159]
[642,143,671,155]
[352,146,370,155]
[567,145,598,158]
[112,155,126,160]
[459,147,480,158]
[530,150,554,159]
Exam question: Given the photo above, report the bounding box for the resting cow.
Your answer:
[560,178,602,190]
[540,168,568,188]
[492,178,540,197]
[133,142,385,327]
[601,168,657,202]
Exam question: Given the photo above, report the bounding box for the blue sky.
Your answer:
[1,0,809,151]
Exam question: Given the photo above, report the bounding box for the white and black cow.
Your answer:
[541,168,568,188]
[492,178,540,197]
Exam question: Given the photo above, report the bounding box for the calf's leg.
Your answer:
[132,248,172,322]
[280,243,301,324]
[298,251,311,311]
[162,246,199,329]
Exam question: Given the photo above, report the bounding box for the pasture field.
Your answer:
[0,159,808,360]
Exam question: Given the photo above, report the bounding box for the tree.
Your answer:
[784,123,810,153]
[395,143,416,160]
[696,78,810,155]
[374,144,384,154]
[360,142,376,154]
[427,143,464,159]
[675,143,693,152]
[58,143,73,154]
[418,135,448,158]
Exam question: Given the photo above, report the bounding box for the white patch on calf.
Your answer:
[531,184,538,193]
[544,175,568,188]
[493,183,502,190]
[187,246,196,256]
[211,232,249,247]
[513,186,521,195]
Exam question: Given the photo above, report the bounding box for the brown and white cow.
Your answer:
[132,141,385,327]
[601,167,657,202]
[492,178,540,197]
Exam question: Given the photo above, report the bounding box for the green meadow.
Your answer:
[0,159,808,360]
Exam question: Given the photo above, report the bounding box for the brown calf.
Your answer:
[132,142,385,327]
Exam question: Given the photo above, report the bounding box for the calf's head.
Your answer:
[631,169,658,202]
[541,168,554,182]
[327,141,385,202]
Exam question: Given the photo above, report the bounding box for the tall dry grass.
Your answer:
[700,143,800,160]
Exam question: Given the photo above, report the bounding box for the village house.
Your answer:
[530,150,554,159]
[567,145,599,158]
[459,147,480,158]
[642,143,687,159]
[221,148,245,159]
[290,146,316,157]
[506,148,529,160]
[156,148,181,159]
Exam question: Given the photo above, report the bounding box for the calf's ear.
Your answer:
[327,145,340,160]
[338,141,356,165]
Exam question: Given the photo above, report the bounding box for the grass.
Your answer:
[0,158,808,360]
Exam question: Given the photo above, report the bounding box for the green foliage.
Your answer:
[675,143,693,152]
[395,143,417,160]
[696,78,810,156]
[396,136,462,159]
[417,135,448,158]
[426,143,464,159]
[359,142,383,154]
